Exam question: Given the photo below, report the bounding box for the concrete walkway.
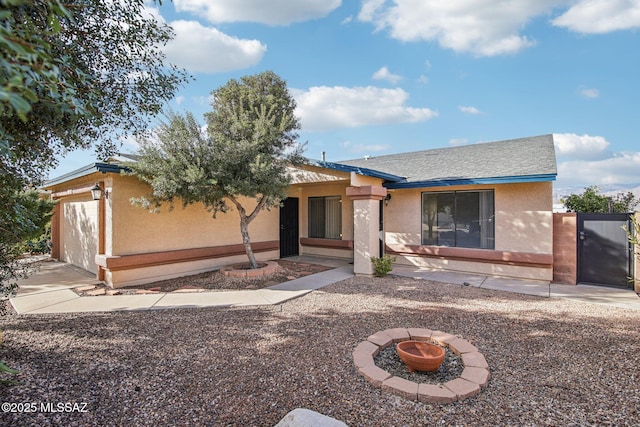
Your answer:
[392,265,640,310]
[10,258,354,314]
[9,258,640,314]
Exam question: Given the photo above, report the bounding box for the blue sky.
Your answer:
[49,0,640,189]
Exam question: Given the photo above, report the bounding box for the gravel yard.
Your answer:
[1,274,639,426]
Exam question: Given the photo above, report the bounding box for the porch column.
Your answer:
[346,185,387,275]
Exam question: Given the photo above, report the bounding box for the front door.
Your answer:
[578,213,633,288]
[280,197,299,257]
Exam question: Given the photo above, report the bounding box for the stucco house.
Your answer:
[43,134,557,288]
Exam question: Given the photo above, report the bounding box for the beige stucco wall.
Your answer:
[384,181,554,281]
[109,174,279,256]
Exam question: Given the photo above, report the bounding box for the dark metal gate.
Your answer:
[577,213,633,288]
[279,197,299,258]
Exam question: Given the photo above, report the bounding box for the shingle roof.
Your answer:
[337,134,557,188]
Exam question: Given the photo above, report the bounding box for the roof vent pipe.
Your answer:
[321,151,326,162]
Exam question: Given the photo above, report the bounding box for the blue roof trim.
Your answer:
[43,162,127,188]
[385,173,557,189]
[311,160,405,182]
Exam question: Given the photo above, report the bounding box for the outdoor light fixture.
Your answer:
[385,193,392,206]
[90,183,108,200]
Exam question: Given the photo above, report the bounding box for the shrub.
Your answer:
[370,254,396,277]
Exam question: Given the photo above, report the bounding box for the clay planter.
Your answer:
[221,261,278,278]
[396,340,445,372]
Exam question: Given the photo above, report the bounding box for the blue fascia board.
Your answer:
[310,160,405,182]
[385,174,557,189]
[43,162,127,188]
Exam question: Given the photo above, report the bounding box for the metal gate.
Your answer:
[577,213,633,288]
[279,197,299,258]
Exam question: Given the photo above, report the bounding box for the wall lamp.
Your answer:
[384,193,392,206]
[90,183,108,200]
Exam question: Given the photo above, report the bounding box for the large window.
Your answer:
[422,190,494,249]
[308,196,342,239]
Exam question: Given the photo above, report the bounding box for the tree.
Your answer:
[1,0,189,306]
[562,186,639,213]
[1,0,191,182]
[129,71,304,268]
[0,175,54,313]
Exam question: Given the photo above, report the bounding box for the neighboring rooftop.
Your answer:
[338,134,557,188]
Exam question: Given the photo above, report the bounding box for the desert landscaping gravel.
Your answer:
[1,273,639,426]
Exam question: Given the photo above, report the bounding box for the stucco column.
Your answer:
[346,185,387,275]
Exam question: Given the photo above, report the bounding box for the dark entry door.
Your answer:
[578,213,632,288]
[280,197,299,257]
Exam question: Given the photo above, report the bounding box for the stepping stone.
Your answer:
[148,287,162,292]
[135,289,159,295]
[75,285,96,292]
[86,288,106,296]
[106,290,121,296]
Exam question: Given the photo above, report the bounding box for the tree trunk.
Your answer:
[229,196,268,269]
[239,214,258,269]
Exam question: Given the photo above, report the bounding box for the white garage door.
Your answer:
[61,200,99,274]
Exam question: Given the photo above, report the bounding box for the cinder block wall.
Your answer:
[553,213,577,285]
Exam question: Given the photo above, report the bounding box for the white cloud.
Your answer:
[293,86,438,131]
[163,20,266,73]
[174,96,185,105]
[418,75,429,84]
[341,15,353,25]
[552,0,640,33]
[579,87,600,99]
[553,133,611,160]
[357,0,557,56]
[357,1,640,56]
[372,66,402,84]
[459,105,483,115]
[174,0,341,25]
[342,141,390,154]
[557,152,640,187]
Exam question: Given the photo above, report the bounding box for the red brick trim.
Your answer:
[300,237,354,250]
[95,240,279,271]
[386,244,553,268]
[346,185,387,201]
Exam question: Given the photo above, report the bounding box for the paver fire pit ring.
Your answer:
[352,328,491,404]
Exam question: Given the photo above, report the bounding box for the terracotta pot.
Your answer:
[396,340,445,372]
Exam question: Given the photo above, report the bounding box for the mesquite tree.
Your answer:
[130,71,304,268]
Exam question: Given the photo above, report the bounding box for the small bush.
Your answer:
[370,254,396,277]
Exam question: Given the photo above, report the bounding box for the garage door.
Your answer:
[61,200,99,274]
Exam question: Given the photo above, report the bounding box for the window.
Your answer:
[422,190,494,249]
[308,196,342,239]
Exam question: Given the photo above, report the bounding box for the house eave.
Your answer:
[42,162,127,188]
[311,160,405,182]
[385,174,557,189]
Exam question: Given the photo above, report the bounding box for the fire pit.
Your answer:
[396,340,445,372]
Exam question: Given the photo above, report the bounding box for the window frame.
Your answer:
[421,189,495,249]
[308,195,342,240]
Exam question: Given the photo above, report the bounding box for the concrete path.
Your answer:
[9,259,354,314]
[392,265,640,310]
[10,258,640,314]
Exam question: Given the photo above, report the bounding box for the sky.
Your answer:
[49,0,640,189]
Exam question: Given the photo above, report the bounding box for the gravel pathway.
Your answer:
[1,274,639,426]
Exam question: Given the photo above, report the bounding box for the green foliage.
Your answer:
[0,176,54,314]
[562,186,639,213]
[0,360,20,385]
[1,0,191,181]
[624,215,639,290]
[129,71,304,268]
[370,254,396,277]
